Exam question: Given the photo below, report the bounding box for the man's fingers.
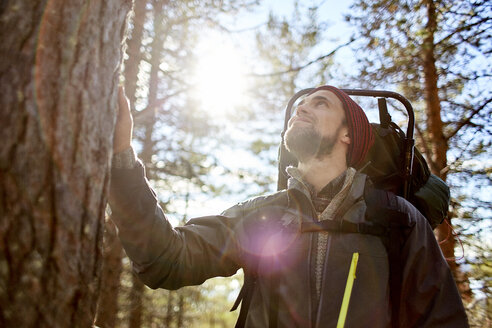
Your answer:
[113,85,133,153]
[118,85,130,115]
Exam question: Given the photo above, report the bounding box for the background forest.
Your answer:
[0,0,490,327]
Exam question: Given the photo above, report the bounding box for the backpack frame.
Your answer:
[277,88,416,197]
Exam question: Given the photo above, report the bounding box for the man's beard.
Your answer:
[284,125,338,162]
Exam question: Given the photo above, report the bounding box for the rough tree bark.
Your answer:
[0,1,131,327]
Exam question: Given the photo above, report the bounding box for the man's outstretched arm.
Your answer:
[109,87,241,289]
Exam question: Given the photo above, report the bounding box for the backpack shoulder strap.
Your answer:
[364,184,411,328]
[231,268,257,328]
[364,184,410,227]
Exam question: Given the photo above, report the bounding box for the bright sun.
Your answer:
[191,35,250,114]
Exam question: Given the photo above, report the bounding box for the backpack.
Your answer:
[278,88,450,228]
[363,121,450,229]
[232,89,451,328]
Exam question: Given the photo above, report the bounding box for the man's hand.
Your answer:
[113,86,133,154]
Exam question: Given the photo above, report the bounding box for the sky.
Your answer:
[229,0,355,70]
[171,0,358,221]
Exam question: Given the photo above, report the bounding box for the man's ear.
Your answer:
[340,126,351,145]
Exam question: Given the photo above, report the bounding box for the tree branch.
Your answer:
[436,16,491,46]
[149,164,205,185]
[249,39,354,77]
[209,19,268,33]
[444,69,492,82]
[415,120,434,165]
[133,88,186,119]
[445,97,492,140]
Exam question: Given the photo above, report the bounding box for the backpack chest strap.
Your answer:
[300,220,388,236]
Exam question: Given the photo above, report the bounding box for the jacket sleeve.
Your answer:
[397,198,469,327]
[109,160,243,290]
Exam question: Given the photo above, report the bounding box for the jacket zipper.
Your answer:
[336,252,360,328]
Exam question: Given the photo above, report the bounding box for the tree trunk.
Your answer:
[95,219,124,328]
[139,3,165,167]
[128,276,145,328]
[166,290,174,327]
[422,0,453,265]
[124,0,147,108]
[422,0,447,176]
[177,293,185,328]
[422,0,471,301]
[0,1,131,327]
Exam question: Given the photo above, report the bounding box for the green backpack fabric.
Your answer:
[363,122,450,229]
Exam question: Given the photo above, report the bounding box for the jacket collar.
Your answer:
[285,166,368,222]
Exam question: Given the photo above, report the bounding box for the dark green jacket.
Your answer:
[109,161,468,327]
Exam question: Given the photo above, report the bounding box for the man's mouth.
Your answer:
[291,116,312,125]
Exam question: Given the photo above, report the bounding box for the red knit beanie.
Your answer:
[309,85,374,168]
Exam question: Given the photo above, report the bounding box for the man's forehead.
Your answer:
[301,89,343,107]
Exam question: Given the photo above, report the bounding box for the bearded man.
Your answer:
[109,85,468,327]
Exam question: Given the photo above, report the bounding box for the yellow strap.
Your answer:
[337,252,359,328]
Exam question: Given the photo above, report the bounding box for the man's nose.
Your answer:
[297,103,309,115]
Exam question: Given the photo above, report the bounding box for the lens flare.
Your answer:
[235,207,304,275]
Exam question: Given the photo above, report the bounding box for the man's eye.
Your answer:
[316,101,327,107]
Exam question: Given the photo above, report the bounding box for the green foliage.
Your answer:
[250,139,274,155]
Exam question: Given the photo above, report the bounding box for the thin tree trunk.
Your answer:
[422,0,471,301]
[423,0,453,262]
[140,4,166,167]
[0,1,131,327]
[124,0,147,108]
[140,43,160,165]
[166,290,174,327]
[95,219,124,328]
[128,276,145,328]
[422,0,447,176]
[177,293,185,328]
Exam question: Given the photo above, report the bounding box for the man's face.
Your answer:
[284,90,348,162]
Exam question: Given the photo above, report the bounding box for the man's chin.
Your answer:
[284,127,320,161]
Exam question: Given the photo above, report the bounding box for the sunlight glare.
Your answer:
[191,35,250,114]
